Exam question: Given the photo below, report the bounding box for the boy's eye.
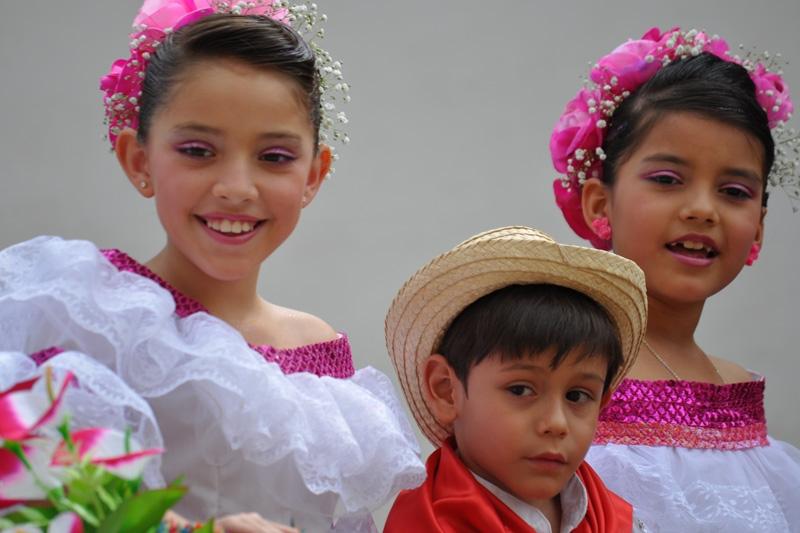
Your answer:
[507,385,534,397]
[720,184,754,200]
[259,149,296,163]
[565,390,594,404]
[177,143,213,158]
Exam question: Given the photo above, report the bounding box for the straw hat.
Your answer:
[385,226,647,445]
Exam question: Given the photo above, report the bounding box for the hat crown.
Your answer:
[385,226,647,445]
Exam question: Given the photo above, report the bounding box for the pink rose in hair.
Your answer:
[590,38,662,93]
[99,59,127,101]
[695,32,730,61]
[134,0,213,30]
[752,64,794,127]
[550,88,603,174]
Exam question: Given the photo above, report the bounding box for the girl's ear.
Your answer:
[581,177,611,228]
[301,144,332,208]
[423,354,461,429]
[755,206,767,246]
[115,128,153,198]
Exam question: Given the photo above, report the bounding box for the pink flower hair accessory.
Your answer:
[101,0,350,153]
[591,217,612,241]
[746,242,761,266]
[550,27,799,249]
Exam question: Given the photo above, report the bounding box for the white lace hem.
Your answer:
[587,440,800,532]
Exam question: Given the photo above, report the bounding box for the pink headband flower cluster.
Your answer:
[550,27,795,249]
[101,0,350,152]
[101,1,288,147]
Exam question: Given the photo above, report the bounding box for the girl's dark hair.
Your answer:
[438,284,623,393]
[137,14,321,146]
[602,52,774,205]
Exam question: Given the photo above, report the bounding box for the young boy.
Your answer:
[384,226,648,532]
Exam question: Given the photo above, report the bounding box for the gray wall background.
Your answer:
[2,1,798,527]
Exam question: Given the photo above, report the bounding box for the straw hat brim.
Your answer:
[385,226,647,446]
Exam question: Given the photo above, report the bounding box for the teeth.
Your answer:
[672,240,715,256]
[204,218,257,234]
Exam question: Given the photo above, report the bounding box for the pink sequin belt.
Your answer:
[594,378,769,450]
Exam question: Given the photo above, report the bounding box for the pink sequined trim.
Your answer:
[101,249,355,379]
[595,378,768,450]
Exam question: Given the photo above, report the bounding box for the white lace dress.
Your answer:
[0,236,425,532]
[587,377,800,532]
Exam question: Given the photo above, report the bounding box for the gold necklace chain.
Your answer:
[642,339,725,383]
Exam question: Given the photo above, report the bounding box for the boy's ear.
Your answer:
[581,177,610,229]
[423,354,460,428]
[115,128,153,198]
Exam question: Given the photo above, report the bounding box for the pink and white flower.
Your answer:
[51,428,162,481]
[0,371,73,442]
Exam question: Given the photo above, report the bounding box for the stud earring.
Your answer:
[745,242,761,266]
[591,217,612,240]
[139,181,148,189]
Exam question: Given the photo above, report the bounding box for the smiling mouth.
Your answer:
[666,239,719,259]
[196,216,264,236]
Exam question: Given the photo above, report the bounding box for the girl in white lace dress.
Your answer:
[0,2,424,532]
[548,27,800,531]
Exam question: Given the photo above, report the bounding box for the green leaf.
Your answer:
[3,441,33,471]
[96,484,123,511]
[0,505,58,526]
[195,520,216,533]
[59,499,100,527]
[97,486,187,533]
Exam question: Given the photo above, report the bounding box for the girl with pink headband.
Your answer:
[0,1,423,531]
[550,27,800,531]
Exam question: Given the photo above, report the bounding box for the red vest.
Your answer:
[385,439,632,532]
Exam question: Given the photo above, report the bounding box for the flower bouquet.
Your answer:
[0,367,211,533]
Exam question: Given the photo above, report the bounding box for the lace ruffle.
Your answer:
[587,441,800,532]
[0,237,424,519]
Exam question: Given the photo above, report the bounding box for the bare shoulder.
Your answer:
[268,303,338,347]
[710,356,756,383]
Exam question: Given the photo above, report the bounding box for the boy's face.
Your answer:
[451,349,607,507]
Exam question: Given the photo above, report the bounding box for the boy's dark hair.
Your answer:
[438,284,623,392]
[602,52,774,206]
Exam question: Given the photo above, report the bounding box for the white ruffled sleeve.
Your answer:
[0,237,425,522]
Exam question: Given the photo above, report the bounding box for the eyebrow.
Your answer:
[172,122,303,142]
[642,153,762,184]
[500,363,605,384]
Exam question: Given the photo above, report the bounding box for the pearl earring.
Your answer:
[139,181,148,189]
